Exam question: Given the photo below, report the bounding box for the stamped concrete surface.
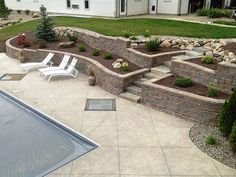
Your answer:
[0,53,236,177]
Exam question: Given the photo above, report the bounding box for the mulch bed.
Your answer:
[135,47,181,55]
[10,33,141,75]
[190,124,236,170]
[0,41,6,53]
[223,42,236,54]
[155,75,229,99]
[187,58,219,70]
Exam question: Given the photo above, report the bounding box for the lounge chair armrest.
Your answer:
[48,61,54,67]
[71,68,79,78]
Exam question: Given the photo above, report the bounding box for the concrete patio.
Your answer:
[0,53,236,177]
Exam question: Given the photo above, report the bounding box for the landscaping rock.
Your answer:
[113,63,121,69]
[205,51,213,57]
[180,45,185,50]
[130,43,138,49]
[160,40,172,48]
[58,42,75,48]
[32,13,40,18]
[88,76,96,86]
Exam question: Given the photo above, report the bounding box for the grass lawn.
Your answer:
[1,17,236,42]
[214,20,236,26]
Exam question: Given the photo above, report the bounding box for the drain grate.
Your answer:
[0,74,26,81]
[85,99,116,111]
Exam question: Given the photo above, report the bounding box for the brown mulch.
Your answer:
[135,47,181,55]
[155,75,229,99]
[10,33,141,75]
[187,58,219,70]
[0,41,6,53]
[223,42,236,54]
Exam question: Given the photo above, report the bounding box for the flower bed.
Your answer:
[186,58,220,70]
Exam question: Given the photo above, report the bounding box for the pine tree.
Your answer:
[0,0,10,19]
[218,88,236,137]
[35,5,56,42]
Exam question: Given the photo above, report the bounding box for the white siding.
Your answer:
[180,0,189,14]
[157,0,179,15]
[5,0,116,17]
[127,0,148,16]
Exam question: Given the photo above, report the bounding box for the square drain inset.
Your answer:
[0,74,26,81]
[85,99,116,111]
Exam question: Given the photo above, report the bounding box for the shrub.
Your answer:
[208,8,222,18]
[146,38,160,51]
[103,52,113,60]
[205,135,217,145]
[175,77,193,88]
[78,45,86,52]
[201,56,214,64]
[17,9,21,15]
[130,36,137,40]
[0,0,10,19]
[38,40,47,49]
[16,34,26,45]
[92,49,100,56]
[218,88,236,137]
[121,62,129,72]
[25,9,30,15]
[143,29,151,37]
[221,9,233,18]
[122,30,134,38]
[208,87,219,98]
[67,33,78,42]
[229,121,236,152]
[196,8,209,16]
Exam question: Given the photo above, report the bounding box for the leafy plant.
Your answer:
[103,52,113,60]
[122,30,134,38]
[35,5,56,42]
[175,77,193,88]
[16,34,26,45]
[78,45,86,52]
[205,135,217,145]
[208,87,219,98]
[208,8,223,18]
[17,9,21,15]
[143,29,151,37]
[196,8,209,16]
[201,56,214,64]
[38,39,47,49]
[67,33,78,42]
[130,36,137,40]
[25,9,30,15]
[218,88,236,137]
[229,121,236,152]
[121,62,129,72]
[0,0,10,19]
[146,38,160,51]
[92,49,100,56]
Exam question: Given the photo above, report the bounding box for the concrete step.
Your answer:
[133,78,148,87]
[120,92,141,103]
[171,54,197,61]
[151,65,170,75]
[144,72,160,79]
[126,85,141,96]
[163,60,171,67]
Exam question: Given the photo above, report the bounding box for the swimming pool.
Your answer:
[0,90,99,177]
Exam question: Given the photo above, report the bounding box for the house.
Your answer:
[5,0,235,18]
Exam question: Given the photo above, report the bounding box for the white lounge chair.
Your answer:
[43,57,79,82]
[38,54,71,78]
[21,52,55,72]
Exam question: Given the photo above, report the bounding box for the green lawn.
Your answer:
[1,17,236,42]
[214,20,236,26]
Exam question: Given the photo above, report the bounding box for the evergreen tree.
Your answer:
[229,121,236,152]
[218,88,236,137]
[0,0,10,19]
[35,5,56,42]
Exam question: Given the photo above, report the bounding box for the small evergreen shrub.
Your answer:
[221,9,233,18]
[103,52,113,60]
[67,33,78,42]
[25,9,30,15]
[130,36,137,40]
[229,121,236,152]
[78,45,86,52]
[208,87,219,98]
[38,40,47,49]
[17,9,21,14]
[122,30,134,38]
[146,38,160,51]
[0,0,10,19]
[201,56,214,64]
[218,88,236,137]
[175,77,193,88]
[143,29,151,37]
[208,8,222,18]
[196,8,209,16]
[205,135,217,145]
[92,49,100,56]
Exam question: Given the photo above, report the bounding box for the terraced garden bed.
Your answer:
[134,47,181,55]
[186,58,220,70]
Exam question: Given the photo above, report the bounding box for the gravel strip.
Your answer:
[190,124,236,169]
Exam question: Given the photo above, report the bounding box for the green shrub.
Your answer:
[38,40,47,49]
[146,38,160,51]
[121,65,129,72]
[229,121,236,152]
[92,49,100,56]
[221,9,233,18]
[197,8,209,16]
[175,77,193,88]
[130,36,137,40]
[122,30,134,38]
[218,88,236,137]
[17,9,21,15]
[25,9,30,15]
[208,87,219,98]
[205,135,217,145]
[201,56,214,64]
[67,33,78,42]
[143,29,151,37]
[78,45,86,52]
[208,8,222,18]
[103,52,113,60]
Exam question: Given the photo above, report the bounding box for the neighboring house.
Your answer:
[4,0,235,18]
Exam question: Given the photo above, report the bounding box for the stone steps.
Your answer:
[163,60,171,67]
[126,85,141,96]
[151,65,171,75]
[119,92,141,103]
[133,78,148,87]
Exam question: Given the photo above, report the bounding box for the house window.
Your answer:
[67,0,71,8]
[72,4,79,9]
[85,0,89,9]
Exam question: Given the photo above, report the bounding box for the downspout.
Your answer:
[178,0,182,16]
